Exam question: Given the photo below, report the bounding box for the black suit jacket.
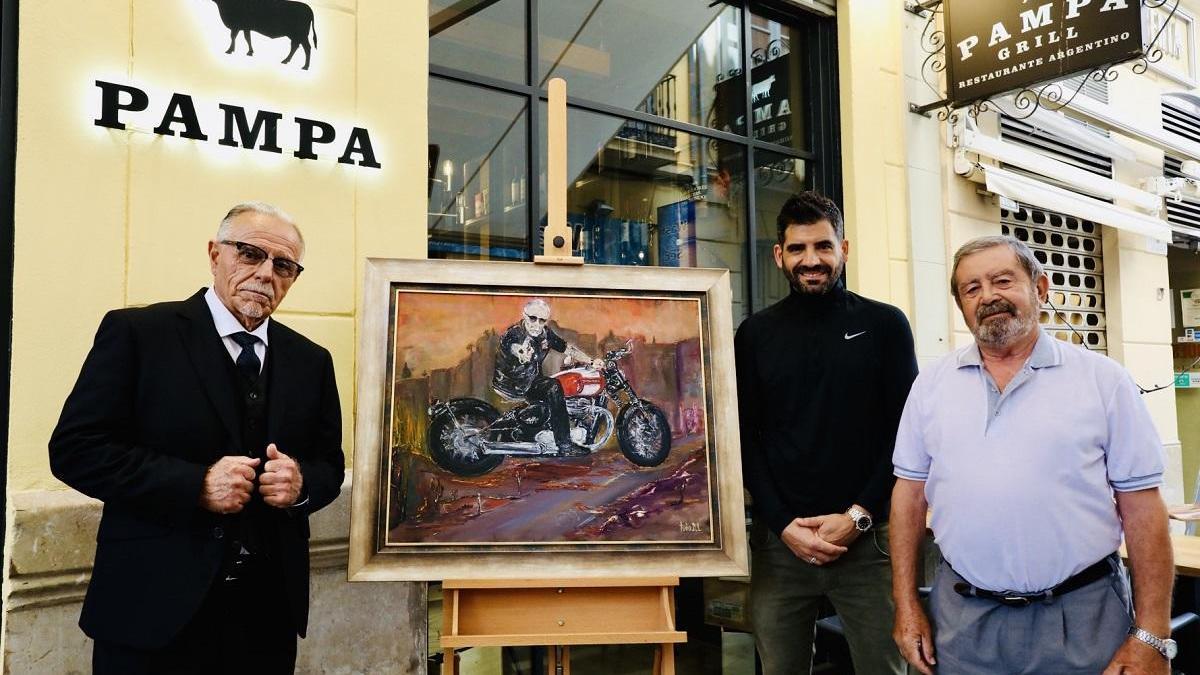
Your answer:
[49,289,345,650]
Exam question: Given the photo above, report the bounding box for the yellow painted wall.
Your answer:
[837,0,912,315]
[10,0,428,492]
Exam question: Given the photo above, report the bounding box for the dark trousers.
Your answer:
[749,522,904,675]
[92,568,297,675]
[930,558,1132,674]
[526,376,571,448]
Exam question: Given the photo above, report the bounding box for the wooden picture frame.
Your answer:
[348,258,747,581]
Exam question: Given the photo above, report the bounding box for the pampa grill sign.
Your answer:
[945,0,1144,108]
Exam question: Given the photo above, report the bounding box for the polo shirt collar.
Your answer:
[203,286,271,345]
[955,329,1060,370]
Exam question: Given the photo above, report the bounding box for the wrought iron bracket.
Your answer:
[904,0,942,17]
[909,100,949,118]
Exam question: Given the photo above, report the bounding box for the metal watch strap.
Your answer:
[846,506,871,532]
[1128,626,1170,659]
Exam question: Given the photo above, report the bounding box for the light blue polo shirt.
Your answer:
[893,331,1163,593]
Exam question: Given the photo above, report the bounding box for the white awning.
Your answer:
[1171,220,1200,241]
[997,96,1135,161]
[1067,92,1200,162]
[981,164,1172,243]
[1164,91,1200,114]
[960,121,1162,212]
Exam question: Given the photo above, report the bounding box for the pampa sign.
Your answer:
[945,0,1144,108]
[93,80,381,169]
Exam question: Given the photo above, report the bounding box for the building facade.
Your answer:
[3,0,1196,673]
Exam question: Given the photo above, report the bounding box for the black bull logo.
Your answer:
[211,0,318,70]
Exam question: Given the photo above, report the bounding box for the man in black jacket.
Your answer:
[735,191,917,675]
[49,202,345,674]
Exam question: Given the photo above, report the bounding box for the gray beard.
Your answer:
[973,311,1038,348]
[236,299,266,320]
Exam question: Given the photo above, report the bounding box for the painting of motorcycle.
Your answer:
[349,259,747,581]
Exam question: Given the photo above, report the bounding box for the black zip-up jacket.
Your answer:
[734,285,918,537]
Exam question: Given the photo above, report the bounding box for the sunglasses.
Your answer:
[525,315,549,324]
[221,240,304,279]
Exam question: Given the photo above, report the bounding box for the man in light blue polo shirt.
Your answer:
[889,235,1175,674]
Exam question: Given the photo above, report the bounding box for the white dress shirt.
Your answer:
[204,287,269,373]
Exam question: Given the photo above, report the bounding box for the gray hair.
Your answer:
[523,298,550,317]
[949,235,1045,304]
[215,201,306,260]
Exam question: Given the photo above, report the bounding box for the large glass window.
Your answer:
[430,0,527,84]
[538,2,743,132]
[537,105,750,317]
[754,149,807,309]
[428,79,529,260]
[428,0,837,321]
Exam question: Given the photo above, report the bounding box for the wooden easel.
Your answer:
[437,80,687,674]
[439,577,687,674]
[534,77,584,266]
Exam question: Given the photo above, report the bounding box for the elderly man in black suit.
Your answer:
[50,202,345,674]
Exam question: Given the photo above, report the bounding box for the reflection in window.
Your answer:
[539,2,744,133]
[754,150,808,309]
[430,0,527,84]
[428,79,529,261]
[540,106,749,321]
[427,1,828,321]
[744,11,806,149]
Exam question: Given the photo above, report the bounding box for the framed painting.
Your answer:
[349,258,746,581]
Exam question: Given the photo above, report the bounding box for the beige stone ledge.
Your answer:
[4,472,426,674]
[7,473,354,610]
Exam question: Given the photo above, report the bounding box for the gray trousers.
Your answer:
[930,558,1133,674]
[749,522,905,675]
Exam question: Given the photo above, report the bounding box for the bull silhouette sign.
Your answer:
[210,0,318,70]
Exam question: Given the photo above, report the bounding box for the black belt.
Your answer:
[952,553,1117,608]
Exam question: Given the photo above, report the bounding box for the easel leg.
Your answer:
[546,645,570,675]
[653,644,675,675]
[441,648,457,675]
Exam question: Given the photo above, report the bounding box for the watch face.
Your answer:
[1165,639,1178,659]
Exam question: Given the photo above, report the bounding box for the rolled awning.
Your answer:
[996,96,1135,162]
[981,164,1172,243]
[961,122,1161,212]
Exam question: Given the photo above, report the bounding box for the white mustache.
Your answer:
[238,282,275,301]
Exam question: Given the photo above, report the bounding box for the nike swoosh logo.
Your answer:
[844,331,867,340]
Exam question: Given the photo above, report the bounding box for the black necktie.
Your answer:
[230,332,261,382]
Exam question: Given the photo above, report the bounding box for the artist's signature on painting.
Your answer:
[678,521,704,533]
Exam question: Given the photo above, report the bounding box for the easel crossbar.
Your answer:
[440,631,687,648]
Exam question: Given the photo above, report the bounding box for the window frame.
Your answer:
[427,0,841,315]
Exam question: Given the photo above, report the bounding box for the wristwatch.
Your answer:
[846,506,873,532]
[1128,626,1178,660]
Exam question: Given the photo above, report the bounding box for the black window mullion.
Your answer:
[0,0,17,607]
[430,65,536,97]
[749,138,813,160]
[527,0,539,260]
[812,16,841,205]
[742,3,759,316]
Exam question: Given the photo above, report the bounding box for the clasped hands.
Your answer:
[780,510,862,566]
[200,443,303,513]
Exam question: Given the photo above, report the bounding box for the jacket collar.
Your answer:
[177,289,241,448]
